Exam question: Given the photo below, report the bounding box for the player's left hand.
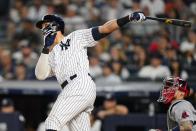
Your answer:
[44,32,57,48]
[129,12,146,23]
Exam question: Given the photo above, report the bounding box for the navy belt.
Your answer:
[61,74,77,89]
[61,73,92,89]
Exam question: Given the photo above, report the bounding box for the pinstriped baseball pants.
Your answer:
[45,75,96,131]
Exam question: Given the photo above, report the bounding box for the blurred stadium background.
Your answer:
[0,0,195,131]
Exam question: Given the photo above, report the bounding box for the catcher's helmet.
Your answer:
[36,14,65,34]
[157,76,190,104]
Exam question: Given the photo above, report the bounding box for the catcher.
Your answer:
[152,77,196,131]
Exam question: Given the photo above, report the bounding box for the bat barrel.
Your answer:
[146,16,192,28]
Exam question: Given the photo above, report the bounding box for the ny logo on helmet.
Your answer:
[60,39,71,51]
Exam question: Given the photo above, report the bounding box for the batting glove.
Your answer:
[43,32,57,48]
[129,12,146,23]
[42,23,57,48]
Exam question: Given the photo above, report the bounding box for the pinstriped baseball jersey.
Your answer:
[48,28,98,84]
[167,100,196,131]
[45,28,98,131]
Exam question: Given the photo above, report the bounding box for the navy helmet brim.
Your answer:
[36,20,50,29]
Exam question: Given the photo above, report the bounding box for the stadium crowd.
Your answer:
[0,0,196,83]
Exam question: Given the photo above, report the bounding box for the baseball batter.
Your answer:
[156,77,196,131]
[35,12,145,131]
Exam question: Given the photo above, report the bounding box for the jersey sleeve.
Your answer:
[35,53,55,80]
[172,101,195,123]
[74,28,98,47]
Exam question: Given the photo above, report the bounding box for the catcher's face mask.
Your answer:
[157,77,179,104]
[157,77,190,104]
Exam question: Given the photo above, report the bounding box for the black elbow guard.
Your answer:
[91,27,110,41]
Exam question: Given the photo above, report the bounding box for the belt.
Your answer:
[61,74,77,89]
[61,73,92,89]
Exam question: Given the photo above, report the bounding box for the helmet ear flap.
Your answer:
[51,22,60,32]
[52,21,64,34]
[178,79,190,97]
[185,86,190,97]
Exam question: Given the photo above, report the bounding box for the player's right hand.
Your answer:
[129,12,146,23]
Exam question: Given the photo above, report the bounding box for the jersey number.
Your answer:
[60,39,71,51]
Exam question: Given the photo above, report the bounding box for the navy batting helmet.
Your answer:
[36,14,65,34]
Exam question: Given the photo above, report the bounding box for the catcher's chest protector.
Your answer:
[167,100,196,131]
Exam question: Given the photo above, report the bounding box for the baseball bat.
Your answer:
[146,16,192,28]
